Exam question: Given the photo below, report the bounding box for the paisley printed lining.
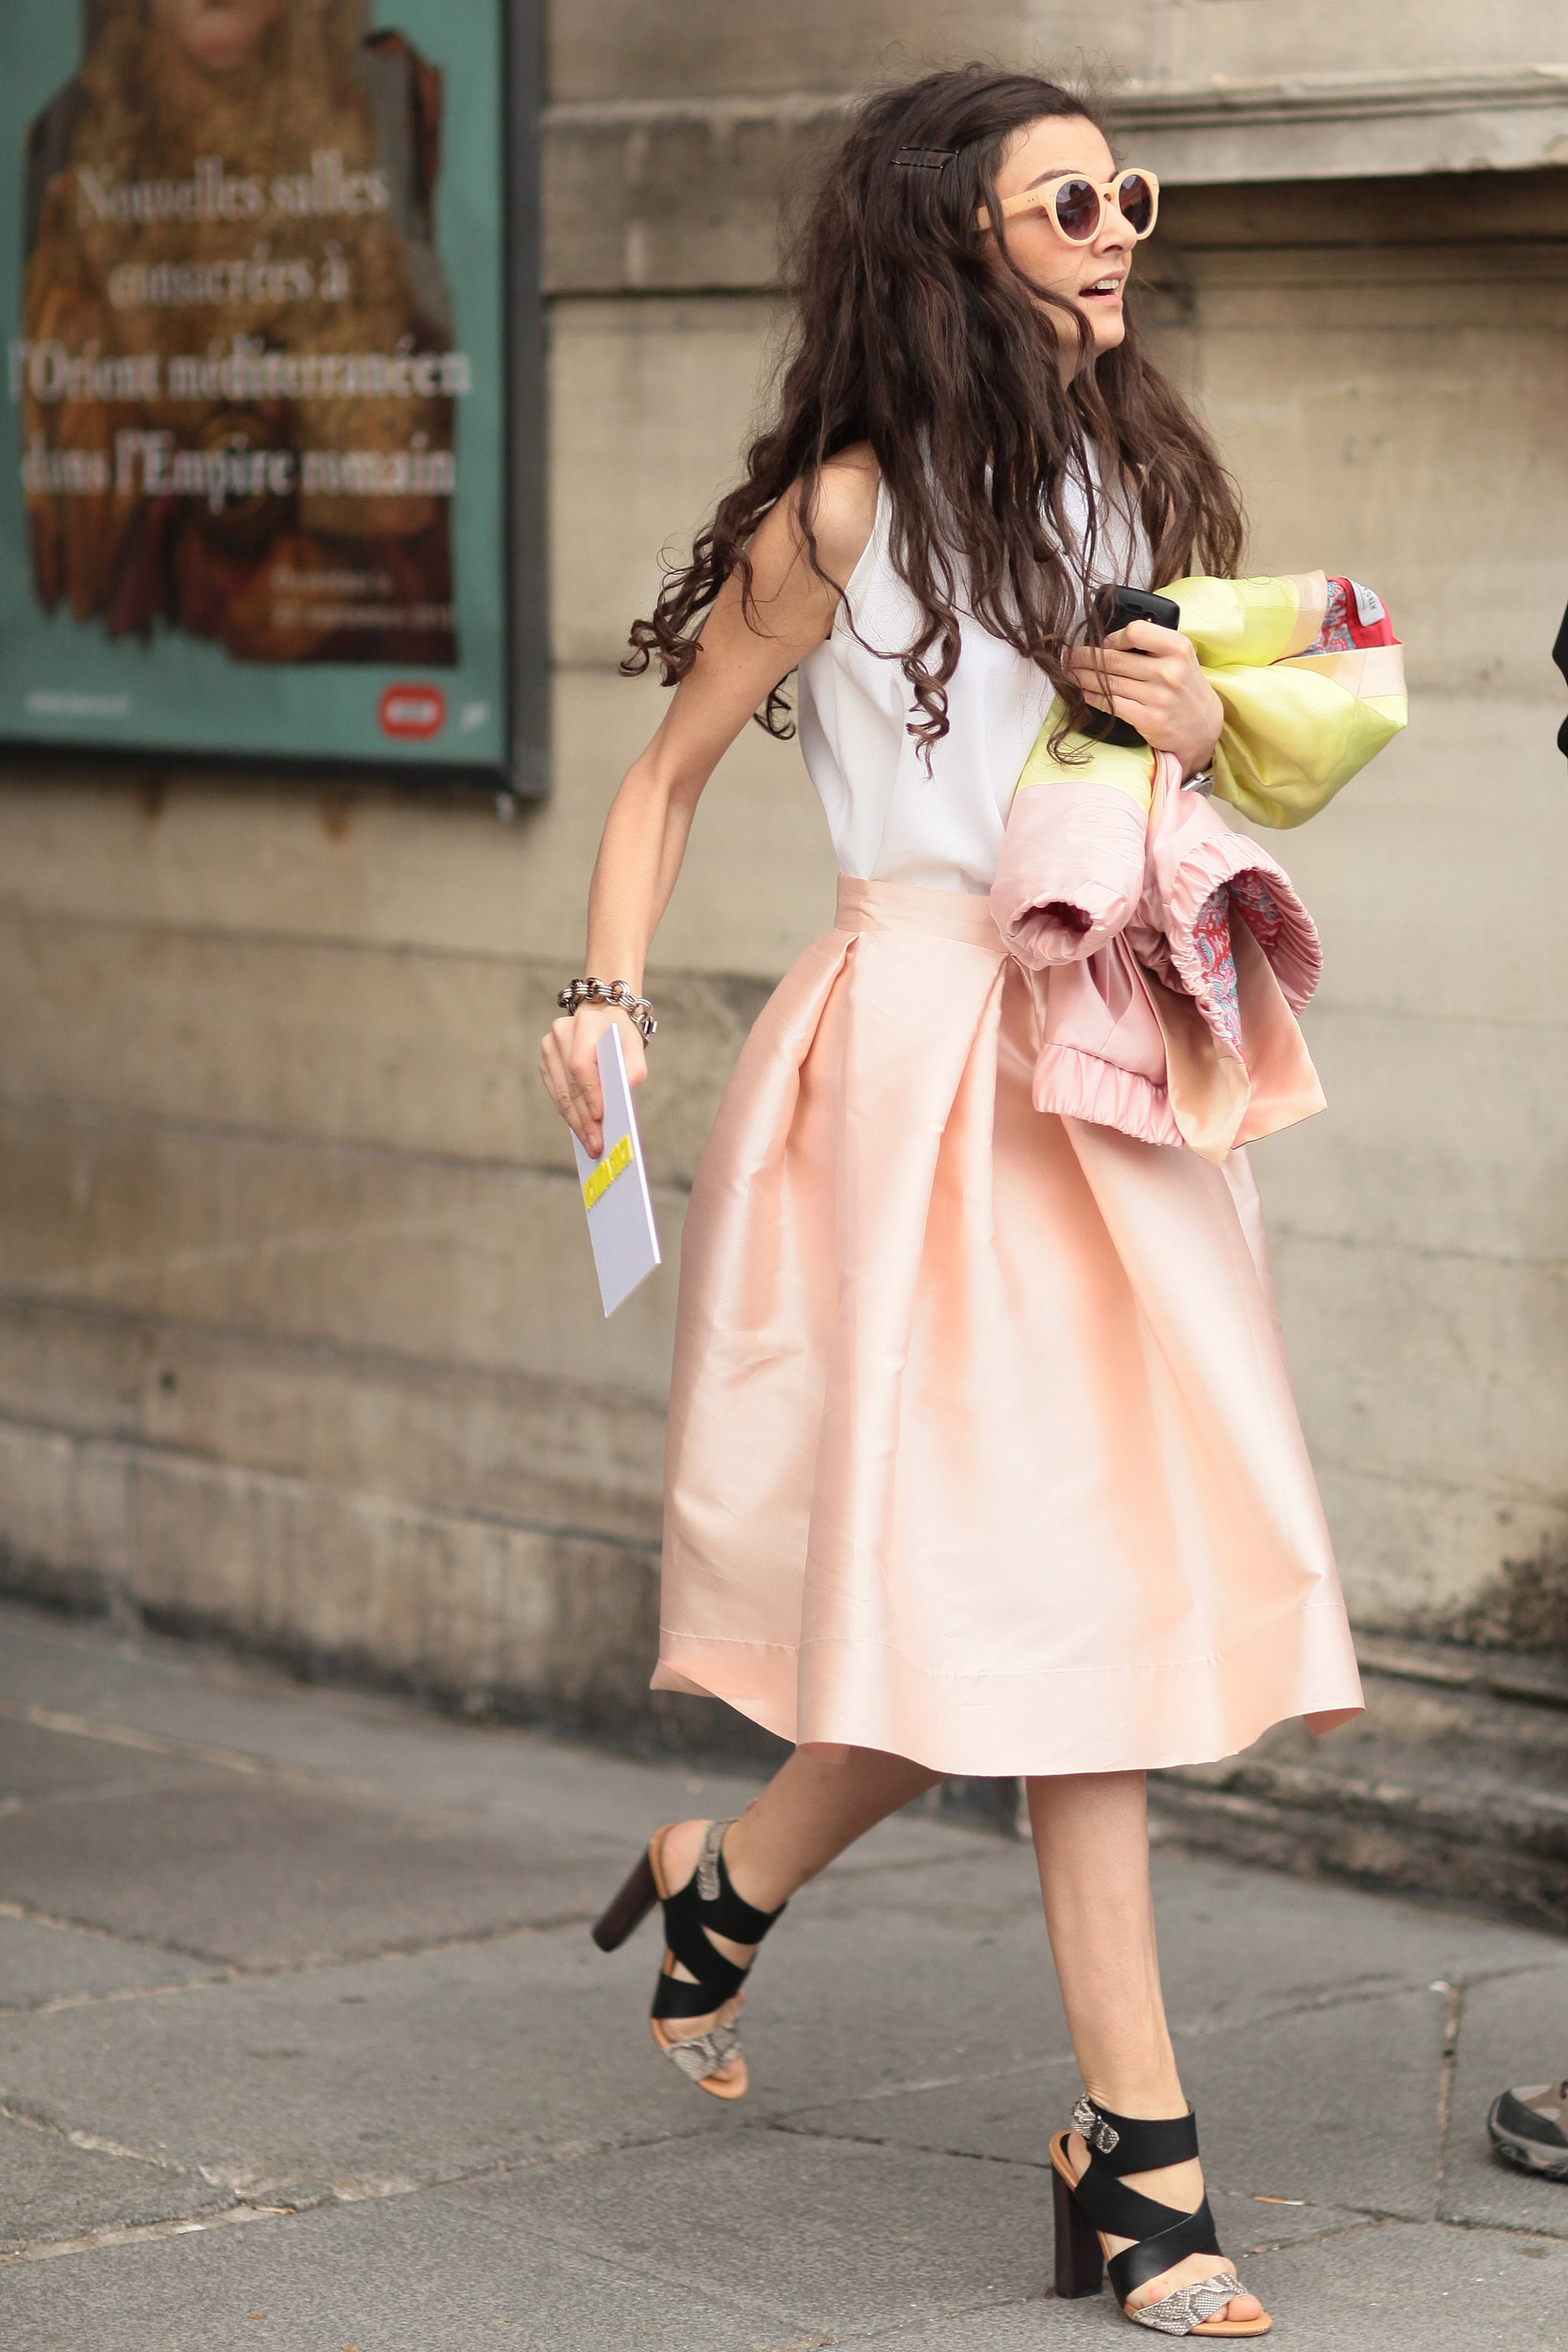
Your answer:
[1183,873,1289,1056]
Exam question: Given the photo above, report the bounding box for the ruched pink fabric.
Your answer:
[655,875,1363,1775]
[995,756,1328,1164]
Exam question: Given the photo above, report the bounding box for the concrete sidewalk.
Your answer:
[0,1602,1565,2349]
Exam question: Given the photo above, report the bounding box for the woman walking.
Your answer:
[541,66,1364,2337]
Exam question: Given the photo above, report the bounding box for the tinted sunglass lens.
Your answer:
[1052,179,1100,241]
[1118,173,1155,234]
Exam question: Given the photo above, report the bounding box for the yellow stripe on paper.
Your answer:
[583,1134,632,1209]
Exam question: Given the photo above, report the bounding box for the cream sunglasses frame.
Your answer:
[975,166,1160,244]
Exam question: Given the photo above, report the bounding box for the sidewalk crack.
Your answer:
[1432,1979,1463,2219]
[0,2096,195,2177]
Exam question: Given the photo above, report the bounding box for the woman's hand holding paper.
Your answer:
[540,1005,647,1161]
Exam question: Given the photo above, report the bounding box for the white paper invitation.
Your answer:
[570,1024,662,1316]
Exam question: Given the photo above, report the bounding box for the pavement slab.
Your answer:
[1,1599,1566,2350]
[444,2127,1052,2337]
[0,1609,961,1863]
[0,1764,626,1966]
[824,2220,1568,2348]
[0,1616,779,1839]
[737,1855,1079,2119]
[0,1912,223,2011]
[0,1712,195,1804]
[0,2110,230,2258]
[1240,2217,1568,2350]
[1145,1846,1563,2035]
[0,1931,733,2204]
[1174,1983,1448,2223]
[0,2188,792,2352]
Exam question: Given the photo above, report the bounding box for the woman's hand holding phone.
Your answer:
[1067,600,1223,782]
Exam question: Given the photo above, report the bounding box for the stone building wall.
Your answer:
[2,2,1566,1739]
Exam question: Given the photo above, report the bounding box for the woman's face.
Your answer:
[150,0,287,75]
[986,116,1141,358]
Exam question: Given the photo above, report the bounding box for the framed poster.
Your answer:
[0,0,545,794]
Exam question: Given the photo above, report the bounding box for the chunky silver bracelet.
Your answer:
[557,976,658,1043]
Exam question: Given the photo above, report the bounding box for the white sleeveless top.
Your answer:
[797,460,1147,896]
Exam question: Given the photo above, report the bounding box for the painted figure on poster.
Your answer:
[18,0,462,665]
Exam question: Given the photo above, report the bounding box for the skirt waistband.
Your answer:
[835,873,1004,951]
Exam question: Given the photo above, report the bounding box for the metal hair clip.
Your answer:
[892,146,955,172]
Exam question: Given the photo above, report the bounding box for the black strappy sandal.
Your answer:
[1050,2095,1272,2337]
[591,1818,785,2100]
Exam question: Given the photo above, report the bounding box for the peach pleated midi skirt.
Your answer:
[654,875,1363,1775]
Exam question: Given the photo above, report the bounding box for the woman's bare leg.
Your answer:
[722,1741,942,1903]
[1026,1771,1263,2325]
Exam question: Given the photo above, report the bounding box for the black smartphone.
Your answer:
[1083,584,1181,749]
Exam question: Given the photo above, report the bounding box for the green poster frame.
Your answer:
[0,0,548,799]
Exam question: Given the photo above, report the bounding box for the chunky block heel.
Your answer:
[591,1849,658,1952]
[1052,2154,1105,2298]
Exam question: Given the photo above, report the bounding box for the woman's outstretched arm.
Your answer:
[540,450,877,1155]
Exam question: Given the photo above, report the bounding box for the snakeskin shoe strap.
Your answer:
[695,1818,733,1903]
[1129,2269,1246,2335]
[659,2018,741,2083]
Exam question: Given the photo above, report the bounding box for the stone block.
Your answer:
[1161,168,1568,258]
[0,1753,633,1973]
[545,109,841,295]
[0,913,764,1180]
[0,1305,668,1545]
[1271,1229,1568,1524]
[543,70,1568,294]
[124,1449,676,1736]
[6,1924,725,2218]
[1120,2,1568,92]
[1237,697,1566,1031]
[0,1106,682,1392]
[547,1,1026,103]
[549,294,776,664]
[545,1,1561,112]
[0,766,549,960]
[0,1715,187,1804]
[0,671,836,988]
[0,1419,131,1602]
[0,916,547,1170]
[1186,283,1568,697]
[1253,1008,1568,1266]
[1311,1459,1568,1627]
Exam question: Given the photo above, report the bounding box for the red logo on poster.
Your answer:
[378,684,447,740]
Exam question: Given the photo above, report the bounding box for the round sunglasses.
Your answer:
[977,168,1160,246]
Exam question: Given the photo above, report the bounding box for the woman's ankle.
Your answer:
[717,1813,796,1915]
[1078,2078,1187,2122]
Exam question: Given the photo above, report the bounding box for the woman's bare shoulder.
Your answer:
[804,443,880,586]
[738,443,879,630]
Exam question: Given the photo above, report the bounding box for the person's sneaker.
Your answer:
[1488,2081,1568,2178]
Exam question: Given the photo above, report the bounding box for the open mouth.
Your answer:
[1080,276,1125,301]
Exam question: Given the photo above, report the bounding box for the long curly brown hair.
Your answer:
[626,65,1245,755]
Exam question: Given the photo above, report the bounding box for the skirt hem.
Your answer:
[652,1602,1363,1779]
